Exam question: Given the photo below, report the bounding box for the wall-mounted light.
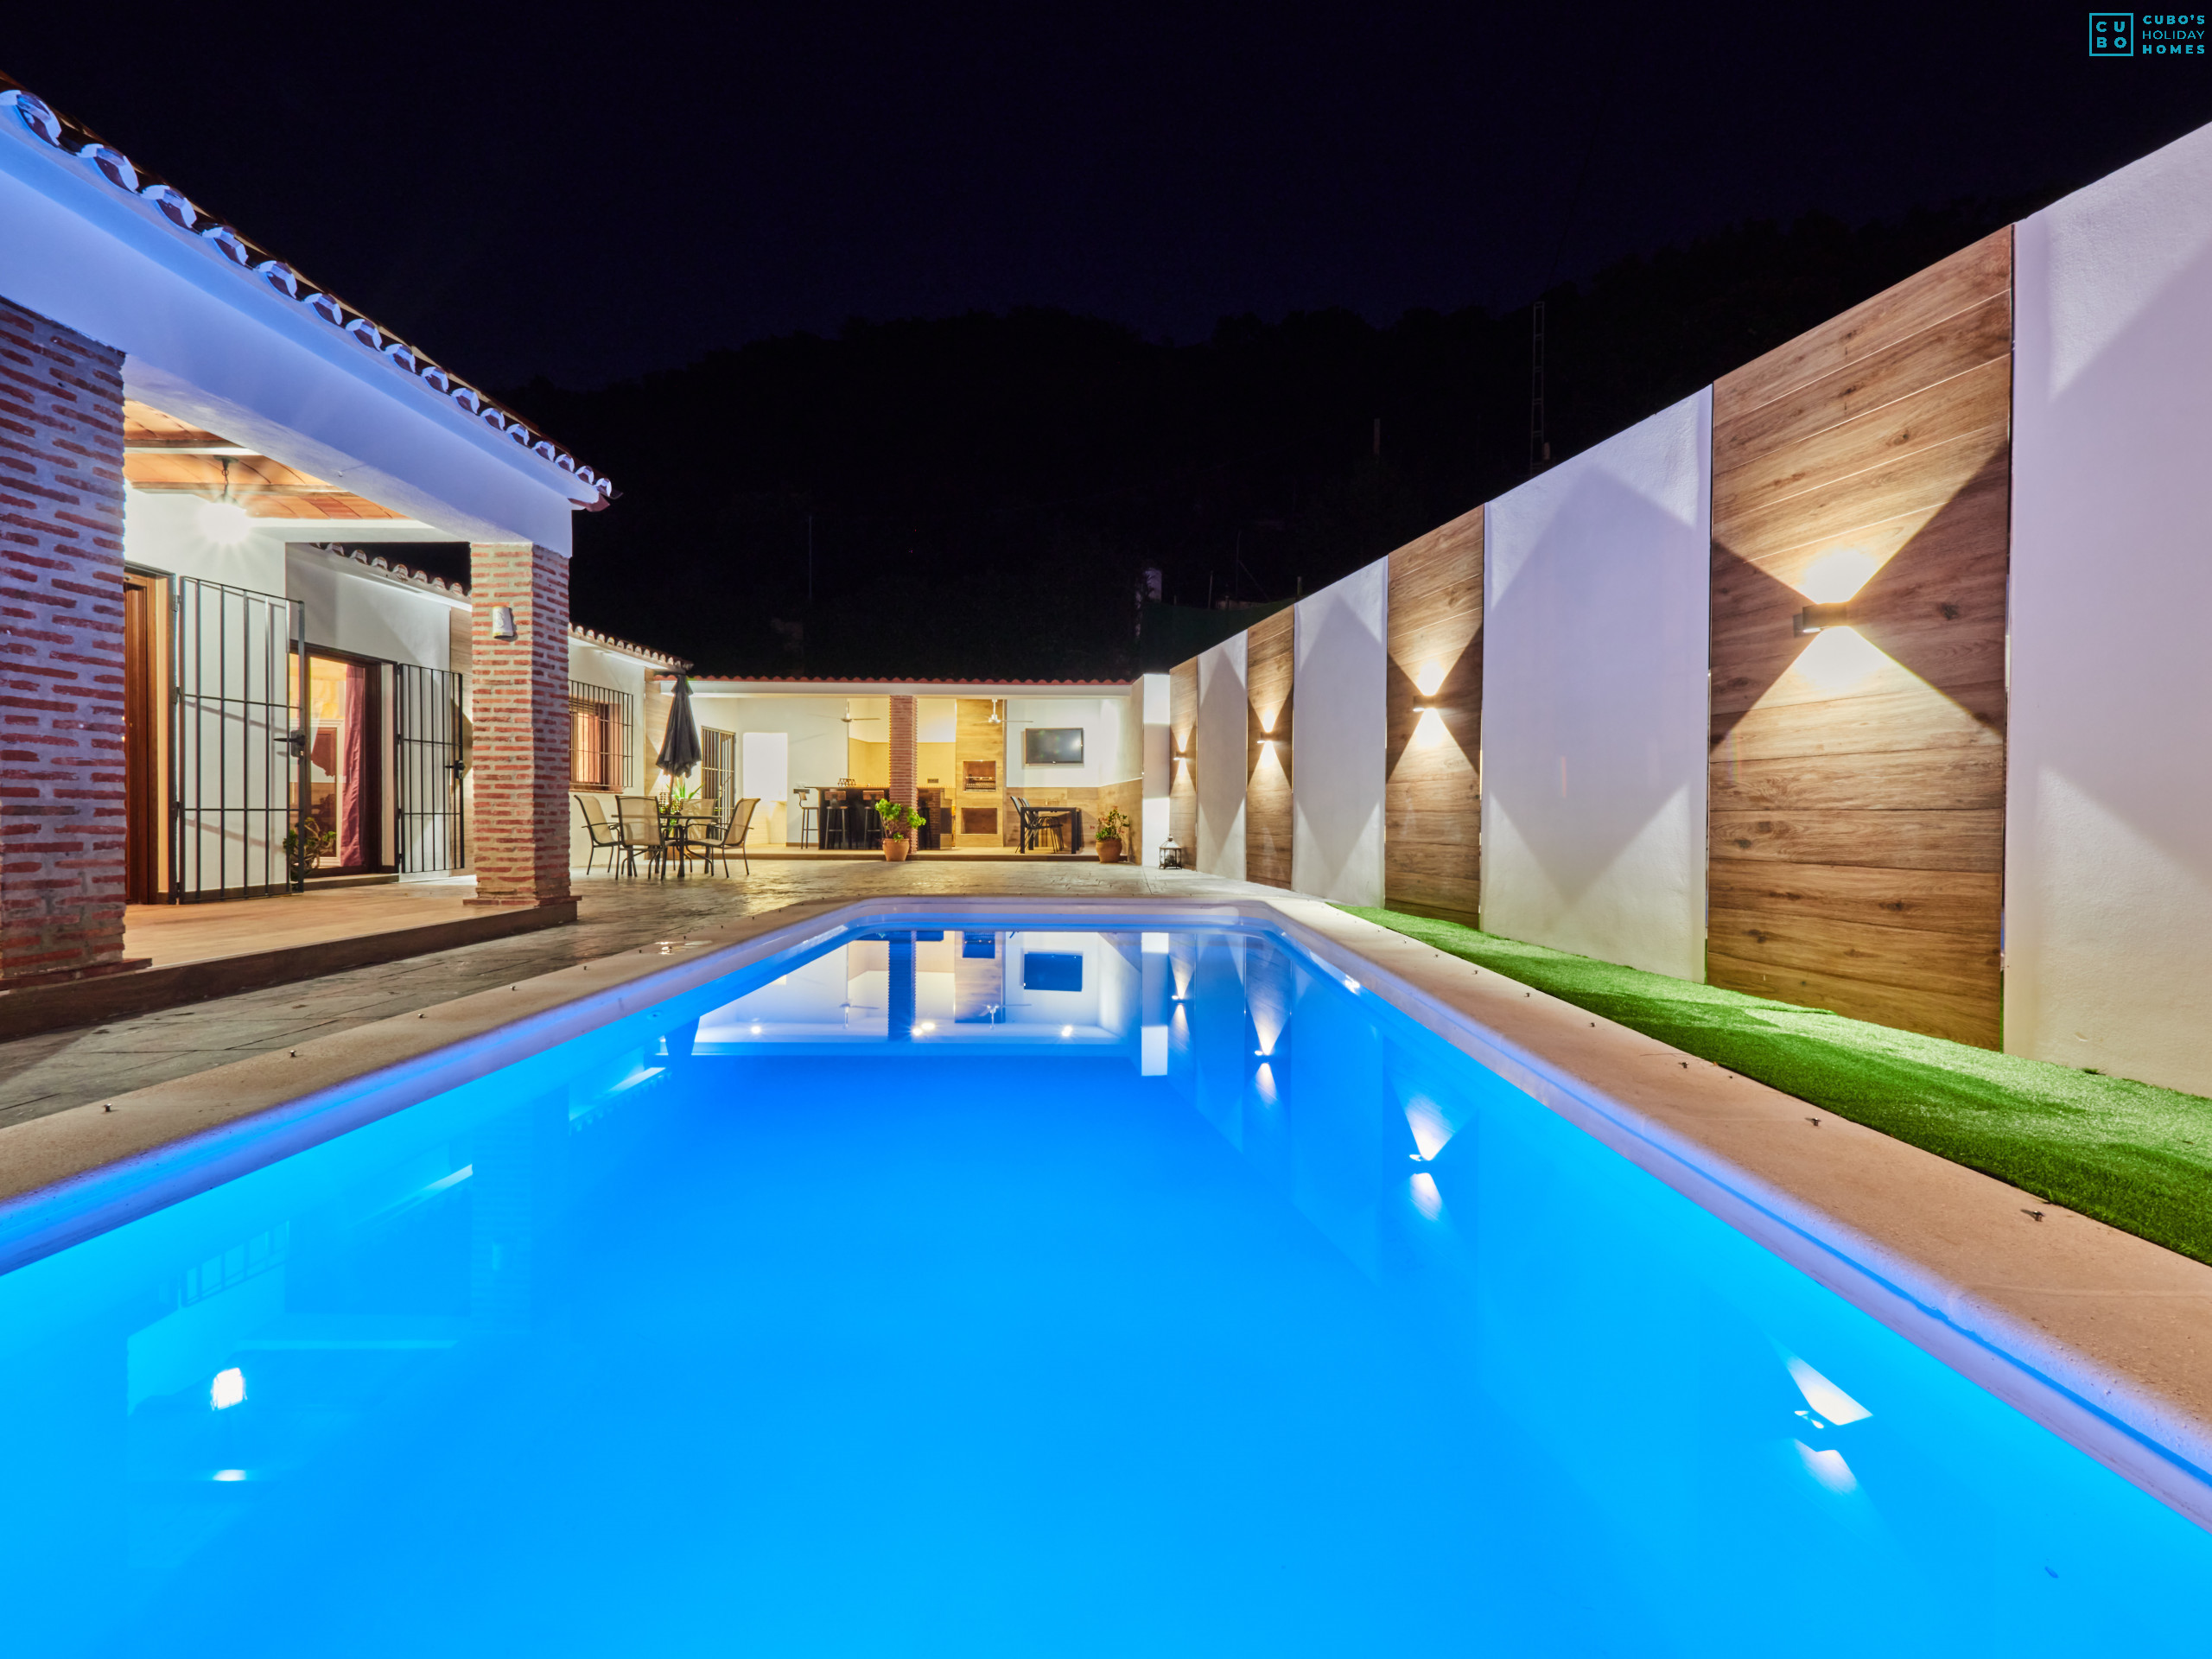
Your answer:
[1792,601,1852,637]
[491,605,518,641]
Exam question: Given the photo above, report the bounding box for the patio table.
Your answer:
[659,810,719,876]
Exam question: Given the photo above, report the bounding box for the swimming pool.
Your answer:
[2,914,2208,1655]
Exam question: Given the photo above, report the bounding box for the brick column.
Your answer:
[468,543,571,907]
[888,694,917,814]
[0,299,137,983]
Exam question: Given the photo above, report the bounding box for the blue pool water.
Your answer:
[2,921,2209,1655]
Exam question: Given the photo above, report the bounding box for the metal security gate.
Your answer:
[395,664,467,873]
[169,577,306,901]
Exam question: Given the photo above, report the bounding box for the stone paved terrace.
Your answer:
[0,864,1259,1133]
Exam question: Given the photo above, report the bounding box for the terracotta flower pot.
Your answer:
[884,838,910,862]
[1097,838,1122,864]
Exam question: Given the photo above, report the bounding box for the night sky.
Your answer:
[7,3,2206,391]
[10,3,2212,673]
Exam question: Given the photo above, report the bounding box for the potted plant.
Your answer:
[658,776,700,837]
[874,798,925,861]
[282,821,336,893]
[1095,806,1130,864]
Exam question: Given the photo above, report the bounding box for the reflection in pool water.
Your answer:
[0,925,2208,1656]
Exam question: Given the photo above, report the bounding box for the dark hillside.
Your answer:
[507,199,2037,678]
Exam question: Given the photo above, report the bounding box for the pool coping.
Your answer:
[2,890,2209,1532]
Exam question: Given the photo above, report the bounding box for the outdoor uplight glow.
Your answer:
[1794,625,1887,693]
[210,1368,245,1410]
[1786,1357,1872,1425]
[1413,659,1448,698]
[196,498,254,543]
[1794,1441,1859,1495]
[1405,1098,1452,1160]
[1409,1172,1445,1219]
[1798,548,1879,604]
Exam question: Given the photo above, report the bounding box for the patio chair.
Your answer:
[575,793,623,875]
[1010,795,1059,854]
[691,796,760,876]
[613,794,669,878]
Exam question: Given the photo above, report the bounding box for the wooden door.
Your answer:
[122,578,158,903]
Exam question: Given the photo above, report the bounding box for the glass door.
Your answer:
[304,653,383,872]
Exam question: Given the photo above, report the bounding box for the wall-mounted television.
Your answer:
[1023,727,1084,766]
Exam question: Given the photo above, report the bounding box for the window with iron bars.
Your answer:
[569,681,633,791]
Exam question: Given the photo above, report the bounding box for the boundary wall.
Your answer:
[1157,115,2212,1093]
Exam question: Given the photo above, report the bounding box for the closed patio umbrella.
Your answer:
[657,674,702,779]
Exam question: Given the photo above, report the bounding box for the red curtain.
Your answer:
[339,662,370,868]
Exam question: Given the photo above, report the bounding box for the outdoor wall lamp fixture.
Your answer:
[1793,601,1852,637]
[490,605,518,640]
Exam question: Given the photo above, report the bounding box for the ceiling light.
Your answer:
[198,499,253,543]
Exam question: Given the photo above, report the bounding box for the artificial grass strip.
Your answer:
[1338,906,2212,1268]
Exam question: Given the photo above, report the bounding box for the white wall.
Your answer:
[2006,123,2212,1094]
[1480,389,1713,980]
[687,694,853,845]
[1006,696,1132,787]
[1113,688,1141,785]
[1140,672,1171,868]
[1291,563,1386,903]
[1195,634,1247,879]
[918,697,957,743]
[288,547,453,671]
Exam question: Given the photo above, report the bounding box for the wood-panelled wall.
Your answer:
[1244,608,1294,889]
[1708,229,2012,1047]
[1384,506,1484,923]
[1168,661,1198,861]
